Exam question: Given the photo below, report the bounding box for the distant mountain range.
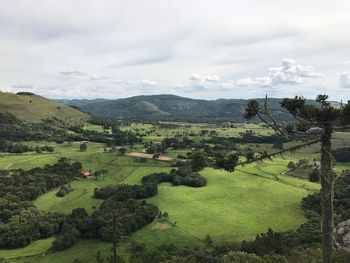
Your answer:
[58,94,318,122]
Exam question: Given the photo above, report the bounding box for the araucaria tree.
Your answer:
[244,94,350,263]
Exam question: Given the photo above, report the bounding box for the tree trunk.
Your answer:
[320,126,334,263]
[112,215,117,263]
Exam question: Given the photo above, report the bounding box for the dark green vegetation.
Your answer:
[51,200,158,252]
[60,94,326,122]
[244,94,350,263]
[333,147,350,163]
[0,158,81,248]
[94,167,207,201]
[1,93,350,263]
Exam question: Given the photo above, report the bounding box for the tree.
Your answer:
[309,168,320,182]
[94,171,101,180]
[107,204,127,263]
[118,147,127,156]
[152,153,160,160]
[99,169,108,181]
[190,150,208,171]
[204,234,213,247]
[162,211,169,219]
[213,152,239,172]
[287,161,296,170]
[246,151,255,162]
[80,143,87,152]
[244,94,350,263]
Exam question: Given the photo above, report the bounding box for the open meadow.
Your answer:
[1,121,336,262]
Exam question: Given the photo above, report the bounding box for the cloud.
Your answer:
[190,74,220,83]
[340,72,350,88]
[269,58,322,84]
[60,70,87,76]
[190,74,202,81]
[106,52,173,68]
[172,82,208,92]
[140,79,157,87]
[205,75,220,82]
[90,74,107,81]
[235,78,257,87]
[236,58,322,87]
[1,1,350,100]
[11,84,35,91]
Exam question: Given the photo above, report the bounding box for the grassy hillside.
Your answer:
[0,140,322,262]
[0,91,89,123]
[62,94,325,122]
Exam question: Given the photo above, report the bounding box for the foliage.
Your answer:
[189,150,208,172]
[94,167,207,201]
[0,158,82,248]
[56,184,73,197]
[213,152,239,172]
[80,143,87,152]
[302,170,350,222]
[309,169,320,182]
[69,95,302,122]
[333,147,350,163]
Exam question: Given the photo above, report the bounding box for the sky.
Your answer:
[1,0,350,100]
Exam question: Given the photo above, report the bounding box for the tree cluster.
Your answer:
[94,167,207,201]
[0,158,82,248]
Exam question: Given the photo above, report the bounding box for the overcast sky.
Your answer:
[1,0,350,100]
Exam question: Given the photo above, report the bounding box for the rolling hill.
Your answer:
[60,94,306,122]
[0,91,89,123]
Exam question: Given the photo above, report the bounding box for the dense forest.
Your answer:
[60,95,325,122]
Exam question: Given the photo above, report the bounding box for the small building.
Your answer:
[81,140,90,144]
[152,141,162,146]
[254,152,262,158]
[80,171,92,178]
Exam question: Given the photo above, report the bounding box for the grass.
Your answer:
[117,122,275,143]
[35,166,172,214]
[0,91,88,123]
[0,124,337,263]
[2,154,320,262]
[146,161,319,243]
[4,239,115,263]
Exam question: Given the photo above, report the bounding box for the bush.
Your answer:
[56,184,73,197]
[309,169,320,182]
[222,251,262,263]
[333,147,350,163]
[51,224,80,251]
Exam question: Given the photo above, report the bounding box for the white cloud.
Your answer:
[236,58,322,88]
[190,74,220,83]
[269,58,322,85]
[235,77,257,87]
[60,70,87,76]
[340,72,350,88]
[190,74,203,81]
[1,1,350,100]
[140,79,157,87]
[205,75,220,82]
[89,74,107,81]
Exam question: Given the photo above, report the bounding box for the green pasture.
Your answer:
[5,129,350,263]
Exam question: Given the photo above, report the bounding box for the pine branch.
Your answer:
[239,139,321,166]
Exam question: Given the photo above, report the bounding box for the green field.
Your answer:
[5,122,350,263]
[0,139,322,262]
[0,91,88,123]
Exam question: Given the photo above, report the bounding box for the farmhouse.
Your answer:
[80,171,92,178]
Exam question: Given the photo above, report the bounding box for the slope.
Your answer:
[0,91,89,123]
